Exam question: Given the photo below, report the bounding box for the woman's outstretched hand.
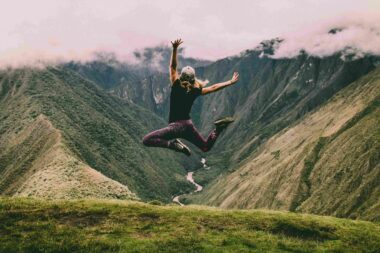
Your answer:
[171,38,183,49]
[201,71,239,95]
[230,72,239,84]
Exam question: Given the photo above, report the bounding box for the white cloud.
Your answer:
[0,0,379,67]
[272,13,380,58]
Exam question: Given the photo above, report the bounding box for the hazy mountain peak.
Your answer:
[132,45,212,72]
[328,27,345,34]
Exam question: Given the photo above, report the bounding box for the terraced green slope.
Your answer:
[0,197,379,252]
[0,67,197,201]
[193,68,380,221]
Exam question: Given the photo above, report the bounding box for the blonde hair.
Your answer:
[180,78,209,93]
[195,78,209,88]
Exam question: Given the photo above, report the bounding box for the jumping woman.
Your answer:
[142,38,239,156]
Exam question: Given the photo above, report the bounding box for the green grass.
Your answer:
[0,197,379,253]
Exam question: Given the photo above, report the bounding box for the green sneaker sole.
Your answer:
[214,117,235,126]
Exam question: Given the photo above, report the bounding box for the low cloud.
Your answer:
[0,1,379,68]
[271,13,380,59]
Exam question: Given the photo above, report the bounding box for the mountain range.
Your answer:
[0,33,379,221]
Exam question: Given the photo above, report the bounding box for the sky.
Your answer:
[1,0,380,67]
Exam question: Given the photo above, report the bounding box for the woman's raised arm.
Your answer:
[169,38,183,84]
[201,72,239,95]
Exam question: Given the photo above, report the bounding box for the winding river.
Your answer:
[172,158,207,206]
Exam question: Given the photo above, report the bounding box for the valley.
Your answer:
[173,170,204,206]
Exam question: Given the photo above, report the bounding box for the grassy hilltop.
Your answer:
[0,197,379,253]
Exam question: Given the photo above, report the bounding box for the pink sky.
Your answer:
[1,0,380,67]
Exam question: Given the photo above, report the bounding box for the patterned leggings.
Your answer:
[142,119,219,152]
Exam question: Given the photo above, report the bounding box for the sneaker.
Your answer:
[169,139,191,156]
[214,117,234,132]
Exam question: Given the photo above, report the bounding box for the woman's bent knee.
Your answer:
[142,134,151,146]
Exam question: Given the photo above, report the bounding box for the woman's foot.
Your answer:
[169,139,191,156]
[214,117,234,132]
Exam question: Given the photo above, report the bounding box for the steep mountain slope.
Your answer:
[110,72,170,119]
[1,197,379,252]
[64,57,142,90]
[0,67,198,201]
[194,68,380,221]
[195,51,377,170]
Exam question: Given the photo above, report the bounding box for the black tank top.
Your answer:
[168,79,202,123]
